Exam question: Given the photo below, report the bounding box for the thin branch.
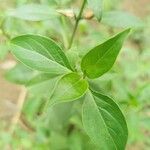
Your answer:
[9,86,27,134]
[68,0,86,49]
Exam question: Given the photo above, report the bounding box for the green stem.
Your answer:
[68,0,86,49]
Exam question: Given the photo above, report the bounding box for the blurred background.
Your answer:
[0,0,150,149]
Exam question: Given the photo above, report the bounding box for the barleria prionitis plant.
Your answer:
[8,0,132,149]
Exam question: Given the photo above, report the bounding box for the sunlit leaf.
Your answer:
[45,73,88,108]
[81,29,130,79]
[11,35,72,70]
[10,35,71,74]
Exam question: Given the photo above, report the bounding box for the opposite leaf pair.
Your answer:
[10,28,130,149]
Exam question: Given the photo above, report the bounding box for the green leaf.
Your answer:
[81,29,130,79]
[10,35,72,75]
[27,74,61,98]
[5,63,36,85]
[47,102,73,131]
[11,35,72,70]
[45,73,88,108]
[26,73,59,86]
[87,0,103,21]
[66,50,79,70]
[7,4,58,21]
[102,11,144,28]
[82,90,128,150]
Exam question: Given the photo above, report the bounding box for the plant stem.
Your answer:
[68,0,86,49]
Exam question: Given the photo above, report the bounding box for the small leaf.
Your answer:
[87,0,103,21]
[45,73,88,108]
[81,29,130,79]
[102,11,144,28]
[10,35,71,75]
[82,90,128,150]
[7,4,58,21]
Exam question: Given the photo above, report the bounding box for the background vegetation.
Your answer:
[0,0,149,149]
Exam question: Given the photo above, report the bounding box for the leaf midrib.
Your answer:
[95,37,119,65]
[96,98,126,135]
[92,93,118,150]
[11,44,69,72]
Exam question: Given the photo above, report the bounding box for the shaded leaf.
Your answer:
[7,4,58,21]
[82,90,128,149]
[47,102,73,131]
[5,63,35,84]
[102,11,144,28]
[27,74,62,98]
[26,73,59,86]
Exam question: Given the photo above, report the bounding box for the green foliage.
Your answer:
[11,35,71,74]
[102,11,144,28]
[87,0,103,21]
[83,91,128,149]
[45,72,88,107]
[5,63,35,84]
[11,35,72,70]
[27,74,61,98]
[7,4,58,21]
[81,28,130,79]
[10,28,129,149]
[1,0,149,149]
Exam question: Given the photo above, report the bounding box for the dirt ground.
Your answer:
[122,0,150,18]
[0,56,21,121]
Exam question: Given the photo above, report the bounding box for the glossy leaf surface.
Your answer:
[82,90,128,150]
[81,29,130,79]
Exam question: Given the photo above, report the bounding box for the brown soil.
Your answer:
[122,0,150,18]
[0,56,21,121]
